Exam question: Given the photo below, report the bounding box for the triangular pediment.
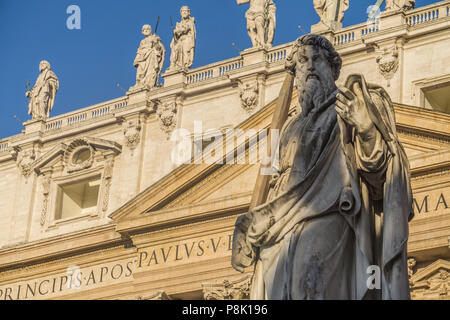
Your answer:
[411,259,450,284]
[34,136,122,175]
[410,259,450,300]
[111,92,290,234]
[111,92,450,235]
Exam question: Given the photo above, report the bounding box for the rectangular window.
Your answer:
[422,81,450,114]
[56,175,101,220]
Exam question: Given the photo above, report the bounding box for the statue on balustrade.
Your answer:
[312,0,349,32]
[131,24,165,91]
[232,34,414,300]
[237,0,277,48]
[26,60,59,121]
[386,0,415,11]
[168,6,196,71]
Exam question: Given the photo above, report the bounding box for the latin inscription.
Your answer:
[413,191,449,215]
[0,233,233,300]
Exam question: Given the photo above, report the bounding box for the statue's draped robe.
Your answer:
[247,75,413,300]
[28,69,59,119]
[313,0,349,23]
[170,17,196,70]
[134,35,165,88]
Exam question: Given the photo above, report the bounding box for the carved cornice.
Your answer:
[397,127,450,146]
[0,224,122,273]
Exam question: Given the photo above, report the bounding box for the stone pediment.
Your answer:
[111,93,287,234]
[111,93,450,236]
[411,259,450,300]
[33,136,121,175]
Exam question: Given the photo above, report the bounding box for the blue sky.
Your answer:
[0,0,438,139]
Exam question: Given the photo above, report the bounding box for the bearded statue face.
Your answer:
[295,45,337,114]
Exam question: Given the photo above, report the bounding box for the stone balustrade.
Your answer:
[186,57,244,85]
[334,29,358,45]
[186,44,291,86]
[45,96,128,132]
[267,44,289,63]
[332,0,450,46]
[13,0,450,138]
[0,140,9,153]
[406,0,450,26]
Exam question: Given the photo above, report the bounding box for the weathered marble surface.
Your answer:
[232,34,414,300]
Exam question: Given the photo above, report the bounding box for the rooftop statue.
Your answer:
[131,24,165,91]
[237,0,277,48]
[312,0,349,31]
[168,6,196,72]
[385,0,415,11]
[232,34,414,300]
[26,60,59,121]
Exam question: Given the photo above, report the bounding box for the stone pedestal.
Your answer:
[380,9,405,29]
[241,47,267,66]
[126,87,149,106]
[162,69,187,87]
[23,119,46,135]
[311,20,343,34]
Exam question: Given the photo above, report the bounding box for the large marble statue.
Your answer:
[26,60,59,120]
[237,0,277,48]
[131,24,165,90]
[232,34,414,300]
[168,6,196,71]
[386,0,415,11]
[312,0,349,31]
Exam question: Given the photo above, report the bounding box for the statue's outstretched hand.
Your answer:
[335,83,374,135]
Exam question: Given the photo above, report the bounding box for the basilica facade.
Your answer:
[0,0,449,300]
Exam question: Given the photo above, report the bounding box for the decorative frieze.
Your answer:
[156,101,178,138]
[40,175,51,226]
[202,275,252,300]
[64,139,95,173]
[17,149,36,180]
[102,159,114,212]
[410,259,450,300]
[376,44,399,87]
[239,82,259,113]
[123,119,142,152]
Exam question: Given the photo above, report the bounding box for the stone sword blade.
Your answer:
[248,71,294,211]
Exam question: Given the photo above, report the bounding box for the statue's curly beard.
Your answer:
[297,75,335,116]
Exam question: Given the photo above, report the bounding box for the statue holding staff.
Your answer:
[131,24,165,90]
[232,34,413,300]
[26,60,59,120]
